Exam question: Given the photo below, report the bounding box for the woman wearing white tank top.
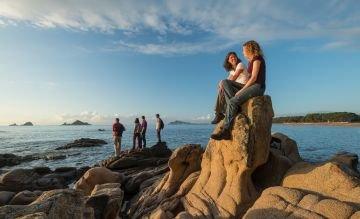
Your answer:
[211,51,249,124]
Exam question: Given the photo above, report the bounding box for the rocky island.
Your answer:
[21,122,33,126]
[8,123,17,126]
[168,120,207,125]
[0,96,359,218]
[62,120,91,126]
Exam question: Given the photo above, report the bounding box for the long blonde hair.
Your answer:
[243,40,264,58]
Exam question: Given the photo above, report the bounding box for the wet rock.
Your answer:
[0,189,93,218]
[55,138,107,150]
[181,96,274,218]
[282,161,360,204]
[0,153,40,168]
[0,167,86,192]
[9,190,40,205]
[330,151,359,173]
[74,167,126,196]
[0,191,15,206]
[243,186,360,219]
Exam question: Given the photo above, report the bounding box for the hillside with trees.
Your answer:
[273,112,360,123]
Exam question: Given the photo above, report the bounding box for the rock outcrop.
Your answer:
[55,138,107,150]
[101,142,172,170]
[86,183,124,219]
[74,167,126,196]
[129,144,203,218]
[0,167,86,192]
[180,95,274,218]
[244,186,360,218]
[0,189,93,218]
[0,153,36,168]
[252,133,302,189]
[282,161,360,204]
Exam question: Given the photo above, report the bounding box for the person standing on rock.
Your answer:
[156,114,164,143]
[133,118,142,149]
[211,51,249,124]
[211,40,266,140]
[141,116,147,147]
[112,118,125,156]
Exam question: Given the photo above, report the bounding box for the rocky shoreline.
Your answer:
[0,96,359,218]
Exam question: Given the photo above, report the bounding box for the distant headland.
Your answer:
[61,120,91,126]
[9,122,34,126]
[273,112,360,124]
[168,120,208,125]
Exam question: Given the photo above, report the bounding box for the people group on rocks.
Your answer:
[112,114,164,156]
[211,40,266,140]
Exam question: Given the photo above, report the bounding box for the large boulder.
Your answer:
[182,95,274,218]
[0,191,15,206]
[129,144,203,219]
[86,183,124,219]
[74,167,125,196]
[0,167,86,192]
[0,153,38,168]
[252,132,301,190]
[101,142,172,170]
[9,190,41,205]
[330,151,359,174]
[243,186,360,219]
[0,189,93,218]
[282,161,360,204]
[271,132,302,163]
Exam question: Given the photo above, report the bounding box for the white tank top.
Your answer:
[229,62,249,84]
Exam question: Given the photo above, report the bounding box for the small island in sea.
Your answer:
[9,123,17,126]
[168,120,208,125]
[273,112,360,125]
[22,122,34,126]
[61,120,91,126]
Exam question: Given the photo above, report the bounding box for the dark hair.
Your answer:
[156,114,160,117]
[142,116,145,119]
[115,118,119,122]
[223,51,241,72]
[243,40,264,58]
[135,118,139,123]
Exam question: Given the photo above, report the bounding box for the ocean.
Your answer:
[0,124,359,170]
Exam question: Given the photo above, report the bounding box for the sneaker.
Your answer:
[211,113,225,124]
[210,128,231,140]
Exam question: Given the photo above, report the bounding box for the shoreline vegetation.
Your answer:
[273,112,360,126]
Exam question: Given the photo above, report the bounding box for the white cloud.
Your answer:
[194,114,212,121]
[0,0,359,54]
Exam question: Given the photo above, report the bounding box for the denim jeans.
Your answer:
[215,80,244,114]
[222,80,265,130]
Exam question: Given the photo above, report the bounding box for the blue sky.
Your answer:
[0,0,359,125]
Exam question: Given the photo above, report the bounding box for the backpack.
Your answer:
[160,119,164,129]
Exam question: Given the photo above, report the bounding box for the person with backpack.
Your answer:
[155,114,164,143]
[112,118,126,156]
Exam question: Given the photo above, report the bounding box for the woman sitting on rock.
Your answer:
[211,51,249,124]
[211,40,266,140]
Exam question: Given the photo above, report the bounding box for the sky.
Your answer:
[0,0,360,125]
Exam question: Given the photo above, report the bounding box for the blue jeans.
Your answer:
[222,80,265,130]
